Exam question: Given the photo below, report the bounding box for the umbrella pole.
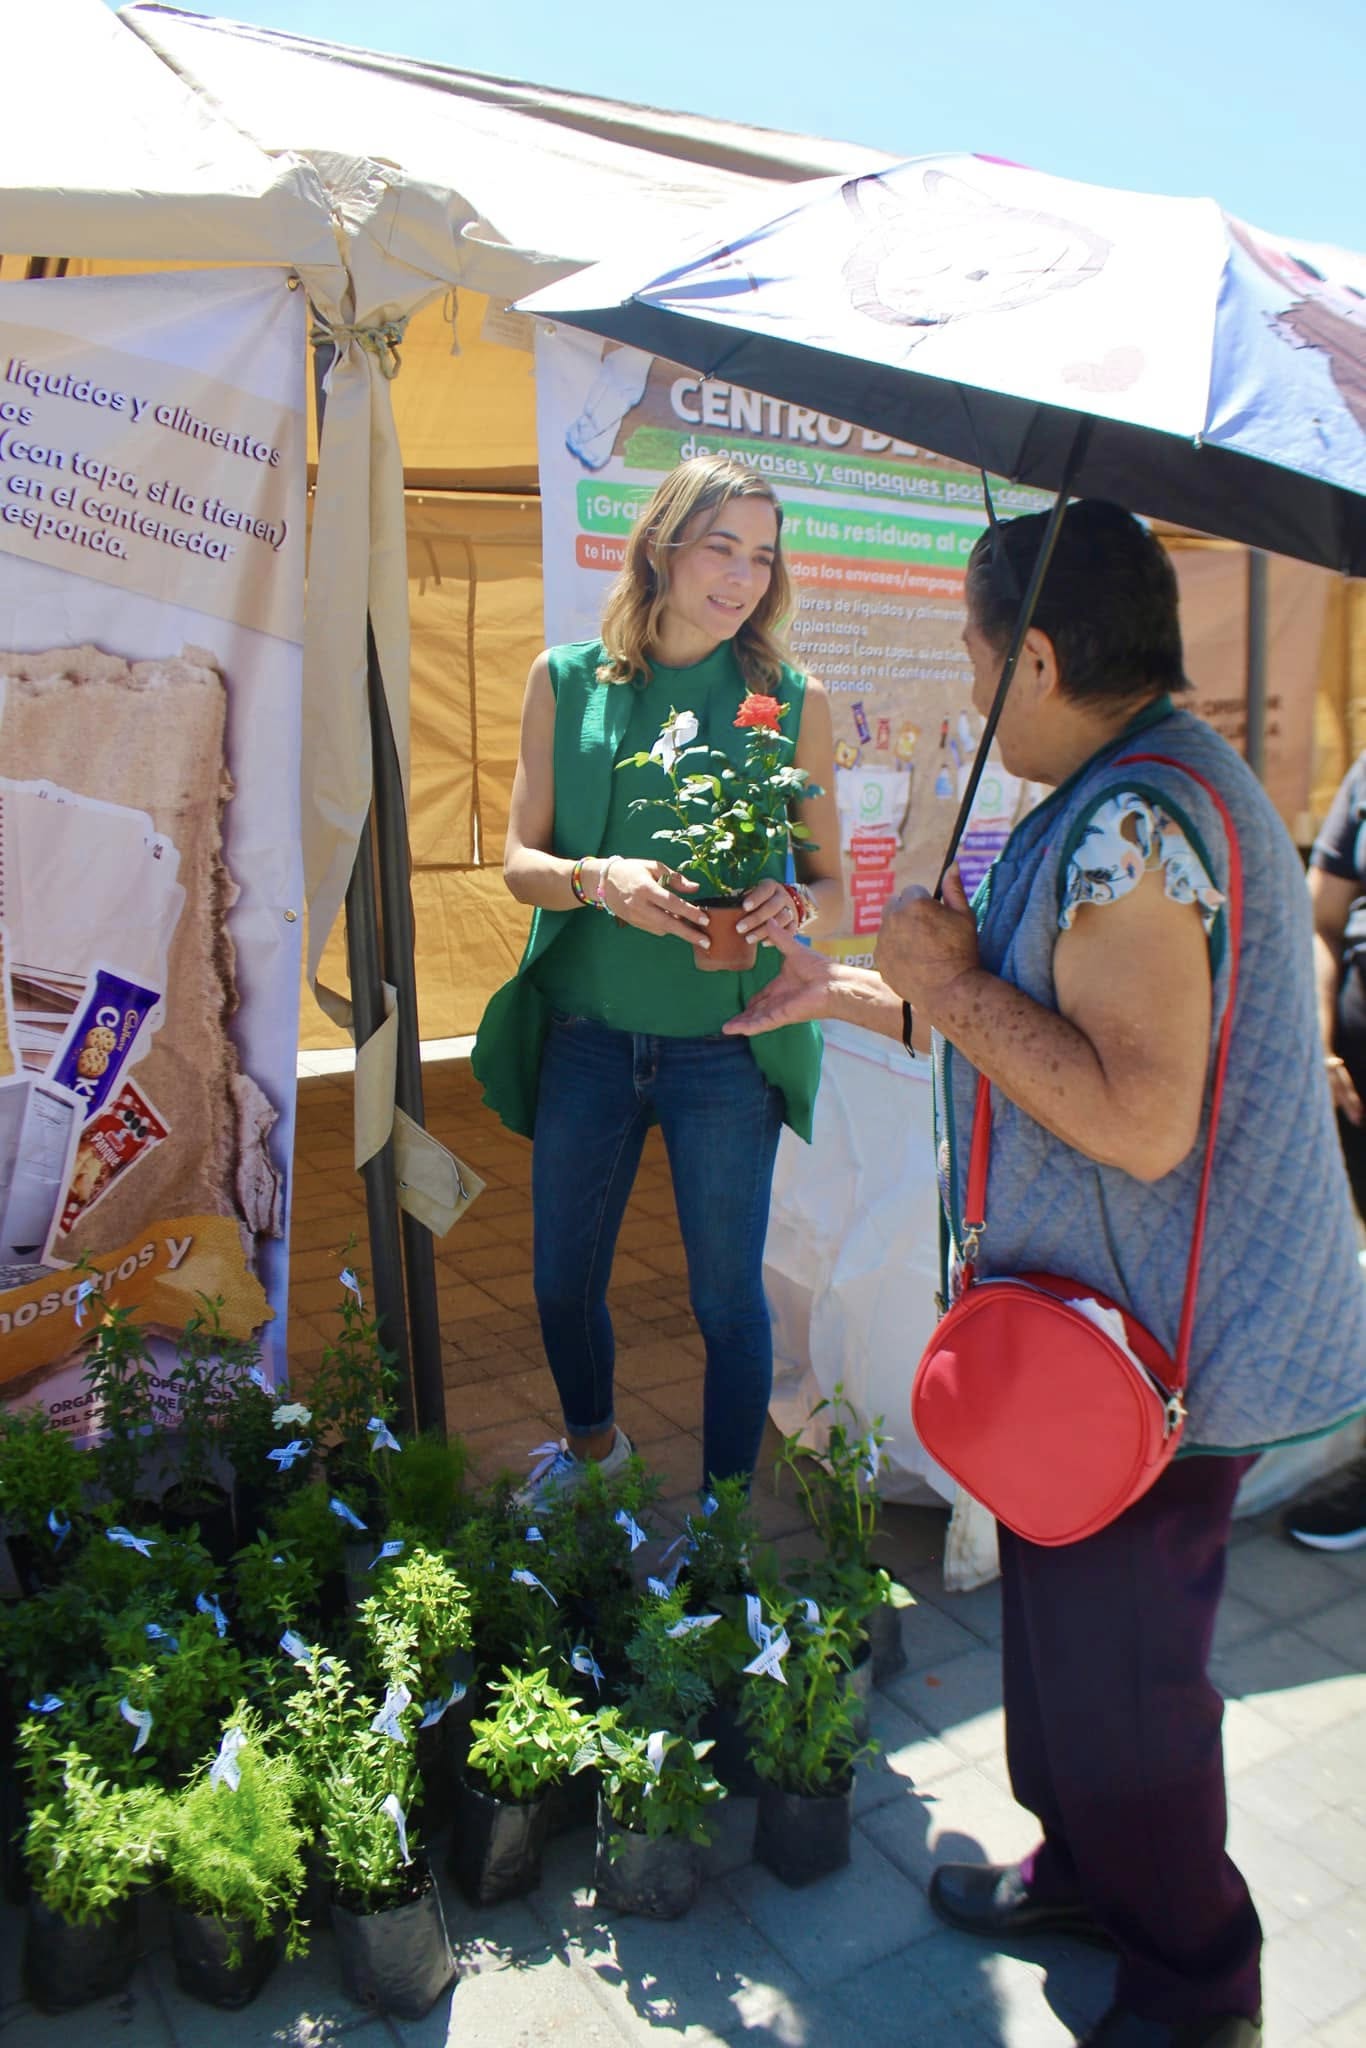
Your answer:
[935,423,1091,895]
[1245,550,1269,783]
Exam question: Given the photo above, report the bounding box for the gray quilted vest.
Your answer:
[939,701,1366,1452]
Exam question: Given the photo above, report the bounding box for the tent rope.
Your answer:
[309,312,410,382]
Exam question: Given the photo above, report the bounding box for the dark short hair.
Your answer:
[965,500,1189,706]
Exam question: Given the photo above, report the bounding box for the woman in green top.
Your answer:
[474,455,841,1501]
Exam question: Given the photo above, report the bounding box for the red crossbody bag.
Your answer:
[910,757,1243,1546]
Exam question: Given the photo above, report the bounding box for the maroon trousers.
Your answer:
[999,1452,1262,2024]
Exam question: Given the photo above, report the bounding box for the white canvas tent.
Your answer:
[6,0,1362,1525]
[2,0,903,1415]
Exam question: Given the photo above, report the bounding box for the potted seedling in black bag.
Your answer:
[776,1388,908,1681]
[17,1719,165,2012]
[738,1596,876,1887]
[589,1708,724,1919]
[450,1664,592,1906]
[159,1706,308,2008]
[356,1542,475,1830]
[308,1264,398,1515]
[294,1643,457,2020]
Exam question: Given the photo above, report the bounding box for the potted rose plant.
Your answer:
[616,692,820,971]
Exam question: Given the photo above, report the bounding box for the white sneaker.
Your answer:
[513,1428,634,1509]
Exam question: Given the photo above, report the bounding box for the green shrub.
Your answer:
[21,1739,165,1922]
[307,1271,397,1492]
[378,1431,470,1543]
[736,1598,875,1797]
[465,1665,592,1803]
[591,1709,724,1844]
[356,1542,473,1701]
[0,1407,88,1556]
[81,1302,161,1514]
[160,1708,308,1957]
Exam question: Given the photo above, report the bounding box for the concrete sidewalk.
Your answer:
[3,1059,1362,2045]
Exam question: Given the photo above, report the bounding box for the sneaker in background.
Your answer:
[1280,1456,1366,1552]
[513,1427,634,1510]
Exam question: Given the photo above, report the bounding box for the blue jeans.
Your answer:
[531,1015,785,1487]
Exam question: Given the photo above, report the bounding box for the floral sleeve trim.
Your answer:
[1059,790,1224,933]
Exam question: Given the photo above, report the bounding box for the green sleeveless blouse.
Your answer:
[471,638,823,1140]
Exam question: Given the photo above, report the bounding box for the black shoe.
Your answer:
[1077,2007,1262,2047]
[928,1861,1112,1946]
[1280,1457,1366,1551]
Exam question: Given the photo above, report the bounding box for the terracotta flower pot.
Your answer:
[694,897,754,973]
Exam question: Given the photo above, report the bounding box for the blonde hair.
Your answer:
[597,455,795,687]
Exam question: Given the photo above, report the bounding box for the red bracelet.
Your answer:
[782,882,815,928]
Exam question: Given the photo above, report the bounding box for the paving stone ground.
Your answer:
[3,1059,1363,2046]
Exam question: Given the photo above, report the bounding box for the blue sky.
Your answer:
[120,0,1364,251]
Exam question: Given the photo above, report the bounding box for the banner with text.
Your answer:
[0,269,305,1431]
[535,326,1051,962]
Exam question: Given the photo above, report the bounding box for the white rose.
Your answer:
[273,1401,313,1429]
[650,708,700,775]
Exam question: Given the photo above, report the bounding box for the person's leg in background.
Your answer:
[528,1016,650,1479]
[999,1455,1261,2034]
[651,1032,784,1487]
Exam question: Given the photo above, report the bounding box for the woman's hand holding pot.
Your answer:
[599,858,711,949]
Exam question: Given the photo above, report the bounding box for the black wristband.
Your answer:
[901,999,916,1058]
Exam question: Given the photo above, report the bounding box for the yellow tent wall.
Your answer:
[6,262,1363,1053]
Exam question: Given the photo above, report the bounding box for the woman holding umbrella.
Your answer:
[727,499,1366,2048]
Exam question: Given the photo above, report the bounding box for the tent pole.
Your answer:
[341,808,416,1436]
[310,338,415,1432]
[1245,550,1269,782]
[366,620,448,1440]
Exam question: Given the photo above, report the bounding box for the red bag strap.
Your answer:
[961,754,1244,1381]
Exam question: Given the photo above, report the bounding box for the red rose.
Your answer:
[734,693,784,733]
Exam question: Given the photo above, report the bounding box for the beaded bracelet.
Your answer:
[782,881,815,928]
[570,857,591,907]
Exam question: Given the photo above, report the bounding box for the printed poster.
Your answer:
[0,270,305,1430]
[534,324,1051,964]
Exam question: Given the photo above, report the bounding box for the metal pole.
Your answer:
[367,619,447,1439]
[340,811,415,1435]
[310,337,414,1432]
[1245,549,1269,783]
